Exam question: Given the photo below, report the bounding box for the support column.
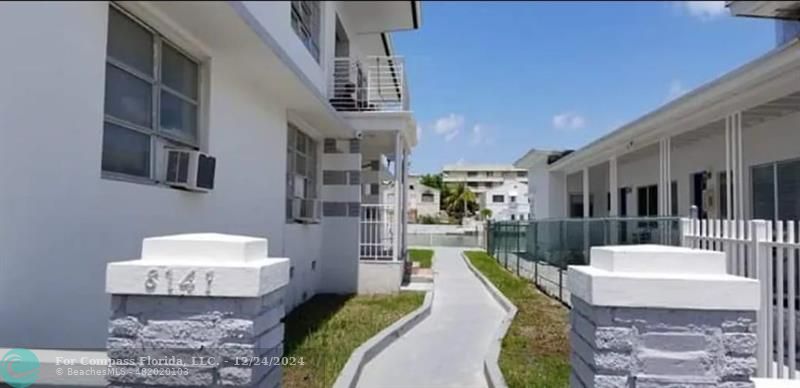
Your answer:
[400,143,409,262]
[320,138,362,294]
[582,167,590,264]
[658,138,672,217]
[609,157,619,217]
[105,234,290,388]
[725,112,744,221]
[582,167,590,218]
[567,245,759,387]
[393,131,402,262]
[609,157,619,244]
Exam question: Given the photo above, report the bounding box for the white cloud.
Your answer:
[666,79,689,101]
[416,125,422,141]
[470,124,485,145]
[681,1,726,21]
[552,112,586,130]
[430,113,464,142]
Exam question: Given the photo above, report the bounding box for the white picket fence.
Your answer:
[682,218,800,379]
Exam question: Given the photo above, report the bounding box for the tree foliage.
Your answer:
[418,173,443,190]
[443,183,478,221]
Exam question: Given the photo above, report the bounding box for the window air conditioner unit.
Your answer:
[292,198,320,223]
[164,148,216,192]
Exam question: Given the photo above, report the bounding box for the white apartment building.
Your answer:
[384,174,441,222]
[481,181,530,221]
[442,164,527,195]
[518,2,800,225]
[409,175,441,220]
[0,1,420,349]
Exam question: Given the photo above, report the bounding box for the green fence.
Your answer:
[485,217,682,305]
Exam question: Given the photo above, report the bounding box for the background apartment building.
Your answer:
[442,164,527,195]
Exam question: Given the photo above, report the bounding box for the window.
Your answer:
[510,196,517,203]
[752,164,775,221]
[468,182,478,188]
[752,159,800,221]
[569,194,594,218]
[467,171,478,177]
[517,171,526,178]
[718,172,729,219]
[671,181,678,217]
[421,192,435,203]
[103,5,201,181]
[486,172,494,177]
[637,185,658,217]
[286,123,319,222]
[492,195,504,203]
[511,214,516,221]
[291,1,321,62]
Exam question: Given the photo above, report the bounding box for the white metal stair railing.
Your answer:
[329,56,406,112]
[360,204,395,261]
[681,218,800,380]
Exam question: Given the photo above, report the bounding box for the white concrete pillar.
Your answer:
[609,157,619,217]
[320,138,362,294]
[609,157,619,245]
[724,112,743,221]
[393,131,402,262]
[400,143,409,261]
[106,234,290,387]
[658,138,672,217]
[567,245,759,387]
[582,167,590,218]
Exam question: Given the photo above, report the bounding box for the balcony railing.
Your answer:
[360,204,395,261]
[330,56,407,112]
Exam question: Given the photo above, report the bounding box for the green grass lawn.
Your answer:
[283,292,425,388]
[464,250,571,388]
[409,248,434,268]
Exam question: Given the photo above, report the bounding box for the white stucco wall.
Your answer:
[408,177,440,219]
[0,2,333,348]
[483,182,530,221]
[241,1,368,100]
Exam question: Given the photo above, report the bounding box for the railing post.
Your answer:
[514,222,522,276]
[680,218,691,247]
[752,219,769,377]
[504,223,509,270]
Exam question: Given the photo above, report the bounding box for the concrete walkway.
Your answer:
[357,247,507,388]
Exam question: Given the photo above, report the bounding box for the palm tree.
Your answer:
[444,183,477,221]
[419,173,443,190]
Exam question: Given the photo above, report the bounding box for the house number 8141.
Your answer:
[144,269,214,295]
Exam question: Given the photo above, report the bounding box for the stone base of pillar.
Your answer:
[569,297,756,388]
[567,245,759,388]
[107,290,285,388]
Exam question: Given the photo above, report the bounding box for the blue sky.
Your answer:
[392,1,776,174]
